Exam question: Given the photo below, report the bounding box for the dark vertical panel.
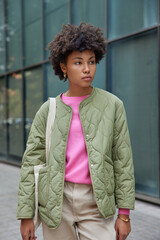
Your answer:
[106,44,112,92]
[68,0,71,24]
[8,73,23,159]
[23,0,42,66]
[0,78,7,157]
[105,0,108,90]
[20,0,26,150]
[6,75,9,160]
[3,0,8,159]
[158,0,160,198]
[3,0,7,72]
[0,1,5,75]
[44,0,69,60]
[5,0,21,71]
[41,0,46,101]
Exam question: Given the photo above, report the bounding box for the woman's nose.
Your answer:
[83,63,90,73]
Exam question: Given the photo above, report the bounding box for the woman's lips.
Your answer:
[82,76,92,81]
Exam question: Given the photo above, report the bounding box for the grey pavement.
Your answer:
[0,162,160,240]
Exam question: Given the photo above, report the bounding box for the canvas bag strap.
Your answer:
[46,98,56,163]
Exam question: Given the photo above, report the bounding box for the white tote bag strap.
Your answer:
[34,98,56,230]
[46,97,56,161]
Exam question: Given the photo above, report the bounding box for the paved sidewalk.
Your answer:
[0,162,160,240]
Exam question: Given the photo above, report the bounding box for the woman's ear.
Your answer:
[60,62,67,74]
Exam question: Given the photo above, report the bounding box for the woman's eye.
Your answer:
[90,60,95,64]
[75,61,81,65]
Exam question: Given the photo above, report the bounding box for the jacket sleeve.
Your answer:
[17,101,49,219]
[112,100,135,210]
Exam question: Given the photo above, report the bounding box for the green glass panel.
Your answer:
[23,0,42,66]
[23,0,41,25]
[108,30,159,197]
[8,73,23,157]
[93,57,106,90]
[44,0,69,59]
[6,0,21,71]
[25,67,43,139]
[108,0,158,40]
[45,63,69,98]
[71,0,106,30]
[44,0,68,14]
[71,0,106,90]
[0,78,6,155]
[0,1,5,74]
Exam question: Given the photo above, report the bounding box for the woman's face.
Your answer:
[60,50,96,92]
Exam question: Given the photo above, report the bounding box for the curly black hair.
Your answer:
[47,23,107,80]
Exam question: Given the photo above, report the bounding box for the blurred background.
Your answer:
[0,0,159,206]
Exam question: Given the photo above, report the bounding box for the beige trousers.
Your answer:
[42,181,116,240]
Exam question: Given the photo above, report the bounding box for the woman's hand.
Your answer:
[115,215,131,240]
[20,219,37,240]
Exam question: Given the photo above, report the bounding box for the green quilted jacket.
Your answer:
[17,87,135,229]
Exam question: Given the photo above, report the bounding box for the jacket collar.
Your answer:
[56,87,96,108]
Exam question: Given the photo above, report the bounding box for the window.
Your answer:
[8,73,23,158]
[108,0,158,40]
[0,78,6,156]
[0,1,5,74]
[23,0,42,66]
[25,67,43,139]
[44,0,69,59]
[6,0,21,71]
[108,30,159,197]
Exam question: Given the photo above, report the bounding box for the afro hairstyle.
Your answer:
[47,22,107,80]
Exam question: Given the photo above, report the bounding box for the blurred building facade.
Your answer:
[0,0,159,204]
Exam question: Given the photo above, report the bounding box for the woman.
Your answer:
[17,23,135,240]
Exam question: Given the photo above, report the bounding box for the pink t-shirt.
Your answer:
[61,93,130,215]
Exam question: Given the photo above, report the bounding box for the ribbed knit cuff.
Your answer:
[118,208,130,215]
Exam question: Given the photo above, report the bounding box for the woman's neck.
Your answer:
[65,86,93,97]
